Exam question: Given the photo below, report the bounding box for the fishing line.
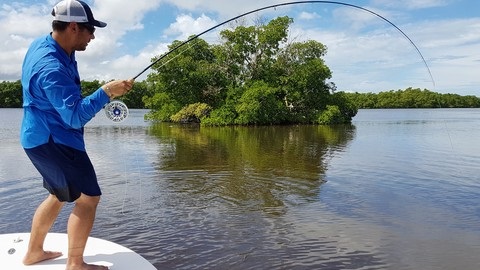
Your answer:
[120,154,130,215]
[106,1,435,121]
[155,39,201,70]
[103,41,200,122]
[118,133,147,219]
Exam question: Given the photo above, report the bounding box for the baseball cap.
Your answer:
[51,0,107,28]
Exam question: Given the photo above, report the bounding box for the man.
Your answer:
[21,1,133,269]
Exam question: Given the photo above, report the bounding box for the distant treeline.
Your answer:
[0,80,151,109]
[344,87,480,109]
[1,81,479,109]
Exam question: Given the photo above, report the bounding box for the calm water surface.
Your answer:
[1,108,479,270]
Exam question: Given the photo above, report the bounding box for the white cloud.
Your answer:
[0,0,478,95]
[0,3,51,80]
[298,11,321,21]
[286,12,480,94]
[406,18,480,93]
[163,14,218,40]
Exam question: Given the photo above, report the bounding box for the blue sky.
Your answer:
[1,0,479,95]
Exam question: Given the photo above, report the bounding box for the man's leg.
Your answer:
[66,193,108,270]
[23,194,64,265]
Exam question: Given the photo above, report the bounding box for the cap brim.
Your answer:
[92,20,107,28]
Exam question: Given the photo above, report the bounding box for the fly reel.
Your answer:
[104,100,129,122]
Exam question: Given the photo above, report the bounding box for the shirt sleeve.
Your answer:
[39,64,110,129]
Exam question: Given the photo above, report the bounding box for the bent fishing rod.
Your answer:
[132,0,435,87]
[105,1,435,122]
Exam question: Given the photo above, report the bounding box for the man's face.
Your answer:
[75,23,95,51]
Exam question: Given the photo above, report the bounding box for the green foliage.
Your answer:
[80,80,101,96]
[170,102,212,123]
[142,16,350,126]
[279,57,332,123]
[234,81,288,125]
[121,81,152,109]
[144,92,181,121]
[201,105,238,126]
[147,38,226,109]
[345,87,480,109]
[219,16,293,83]
[318,105,345,125]
[329,91,358,120]
[0,80,22,108]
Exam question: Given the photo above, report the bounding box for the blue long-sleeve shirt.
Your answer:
[21,34,110,151]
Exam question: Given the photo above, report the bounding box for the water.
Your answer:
[1,108,479,270]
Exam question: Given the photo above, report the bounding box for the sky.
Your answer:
[0,0,479,96]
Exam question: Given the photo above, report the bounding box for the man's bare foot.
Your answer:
[66,262,109,270]
[23,250,63,265]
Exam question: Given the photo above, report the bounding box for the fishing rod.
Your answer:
[132,1,434,84]
[105,1,435,122]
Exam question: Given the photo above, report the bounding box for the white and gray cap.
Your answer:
[51,0,106,28]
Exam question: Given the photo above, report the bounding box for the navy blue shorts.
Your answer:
[24,137,101,202]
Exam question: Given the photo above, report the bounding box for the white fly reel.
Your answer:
[104,100,129,122]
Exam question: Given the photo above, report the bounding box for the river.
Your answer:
[1,108,479,269]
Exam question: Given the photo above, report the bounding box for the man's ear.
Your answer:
[69,22,78,33]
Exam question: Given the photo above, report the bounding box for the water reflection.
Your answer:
[125,123,390,270]
[148,124,355,209]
